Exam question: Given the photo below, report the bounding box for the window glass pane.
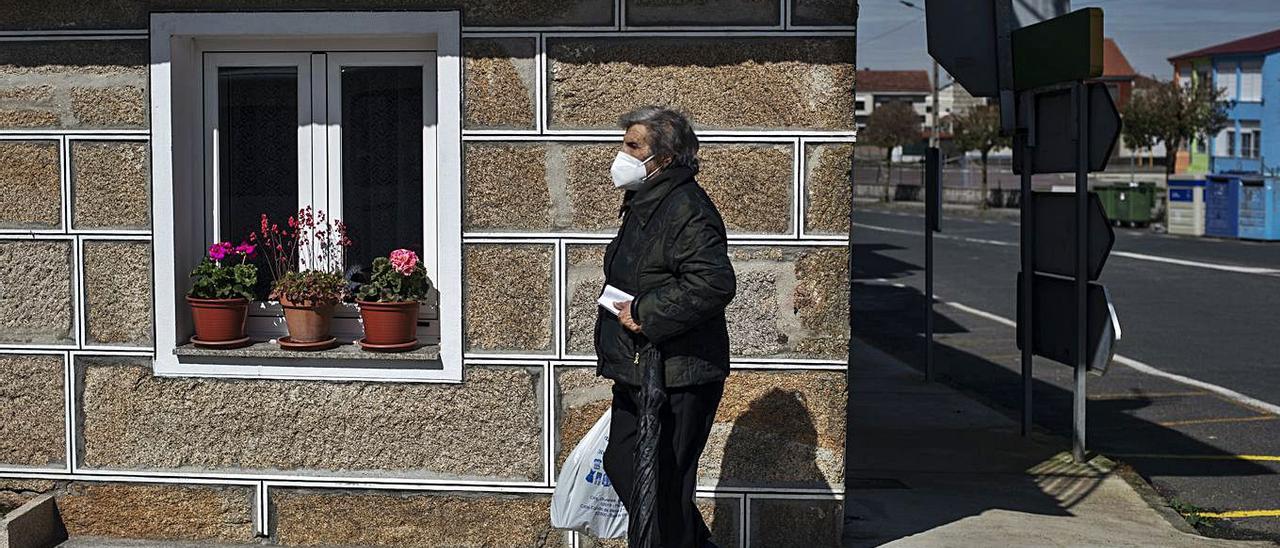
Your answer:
[340,65,424,272]
[217,66,299,296]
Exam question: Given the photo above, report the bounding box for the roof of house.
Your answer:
[857,70,931,93]
[1101,38,1136,78]
[1168,28,1280,62]
[1132,74,1161,90]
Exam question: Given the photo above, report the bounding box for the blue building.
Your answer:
[1170,29,1280,176]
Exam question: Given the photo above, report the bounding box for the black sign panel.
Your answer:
[1031,192,1115,280]
[1016,272,1119,373]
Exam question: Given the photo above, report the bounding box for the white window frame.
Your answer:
[150,11,463,382]
[1241,122,1261,159]
[1216,61,1238,100]
[1240,60,1263,102]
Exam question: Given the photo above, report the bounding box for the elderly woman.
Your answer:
[595,105,736,548]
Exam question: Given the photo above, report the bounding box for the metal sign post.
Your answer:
[1018,91,1035,438]
[1073,81,1090,462]
[925,147,941,382]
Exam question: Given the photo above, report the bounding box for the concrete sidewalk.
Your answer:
[841,340,1270,548]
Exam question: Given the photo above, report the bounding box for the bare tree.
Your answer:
[863,102,922,202]
[951,105,1010,209]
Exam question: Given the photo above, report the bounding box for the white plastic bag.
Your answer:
[551,407,628,538]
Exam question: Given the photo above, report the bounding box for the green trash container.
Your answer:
[1093,184,1120,223]
[1111,182,1156,226]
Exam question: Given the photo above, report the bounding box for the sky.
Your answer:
[857,0,1280,81]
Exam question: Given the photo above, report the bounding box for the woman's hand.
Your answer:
[614,300,643,333]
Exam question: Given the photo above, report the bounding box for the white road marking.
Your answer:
[1112,355,1280,416]
[944,301,1016,328]
[939,300,1280,416]
[854,221,1280,277]
[1111,251,1280,276]
[853,222,1017,248]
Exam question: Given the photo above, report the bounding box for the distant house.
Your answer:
[855,69,932,133]
[1170,28,1280,175]
[1093,38,1139,110]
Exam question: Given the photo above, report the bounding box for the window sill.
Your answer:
[174,341,440,361]
[164,341,454,383]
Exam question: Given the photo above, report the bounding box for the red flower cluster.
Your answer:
[255,207,353,287]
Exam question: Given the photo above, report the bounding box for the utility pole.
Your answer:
[931,59,940,148]
[901,1,942,148]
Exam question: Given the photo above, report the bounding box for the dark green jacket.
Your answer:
[594,165,736,388]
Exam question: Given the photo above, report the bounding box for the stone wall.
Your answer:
[0,2,854,546]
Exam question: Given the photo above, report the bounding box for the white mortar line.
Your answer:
[255,481,268,537]
[62,351,73,473]
[60,135,71,233]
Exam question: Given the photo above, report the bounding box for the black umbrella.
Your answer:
[628,343,666,548]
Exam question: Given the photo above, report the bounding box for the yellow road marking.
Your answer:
[1194,510,1280,519]
[1089,391,1209,400]
[1157,415,1278,427]
[1111,453,1280,463]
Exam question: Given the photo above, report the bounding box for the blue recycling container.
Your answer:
[1204,175,1241,238]
[1238,177,1280,240]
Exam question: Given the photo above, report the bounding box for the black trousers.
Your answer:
[602,379,725,548]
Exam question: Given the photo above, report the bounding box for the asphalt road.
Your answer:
[850,203,1280,541]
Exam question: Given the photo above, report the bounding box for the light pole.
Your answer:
[900,1,940,148]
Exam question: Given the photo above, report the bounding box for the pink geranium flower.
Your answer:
[208,242,233,261]
[234,242,256,259]
[389,249,418,276]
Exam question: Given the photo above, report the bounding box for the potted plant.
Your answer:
[187,241,257,348]
[257,207,352,351]
[354,249,433,352]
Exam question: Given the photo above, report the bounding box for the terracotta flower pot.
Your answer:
[278,296,336,343]
[187,296,249,343]
[358,300,419,349]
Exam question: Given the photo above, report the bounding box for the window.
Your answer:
[1195,138,1207,155]
[1216,62,1237,100]
[1241,122,1261,159]
[855,99,866,111]
[1240,60,1263,102]
[205,51,433,276]
[150,12,462,382]
[1224,129,1237,157]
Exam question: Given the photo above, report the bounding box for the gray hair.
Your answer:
[618,106,700,174]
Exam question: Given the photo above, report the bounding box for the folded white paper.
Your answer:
[597,285,635,316]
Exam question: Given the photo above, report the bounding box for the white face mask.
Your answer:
[611,152,656,191]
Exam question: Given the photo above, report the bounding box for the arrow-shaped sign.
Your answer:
[1017,272,1121,374]
[1032,191,1116,280]
[1013,82,1121,175]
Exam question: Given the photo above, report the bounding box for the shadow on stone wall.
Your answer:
[712,388,825,546]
